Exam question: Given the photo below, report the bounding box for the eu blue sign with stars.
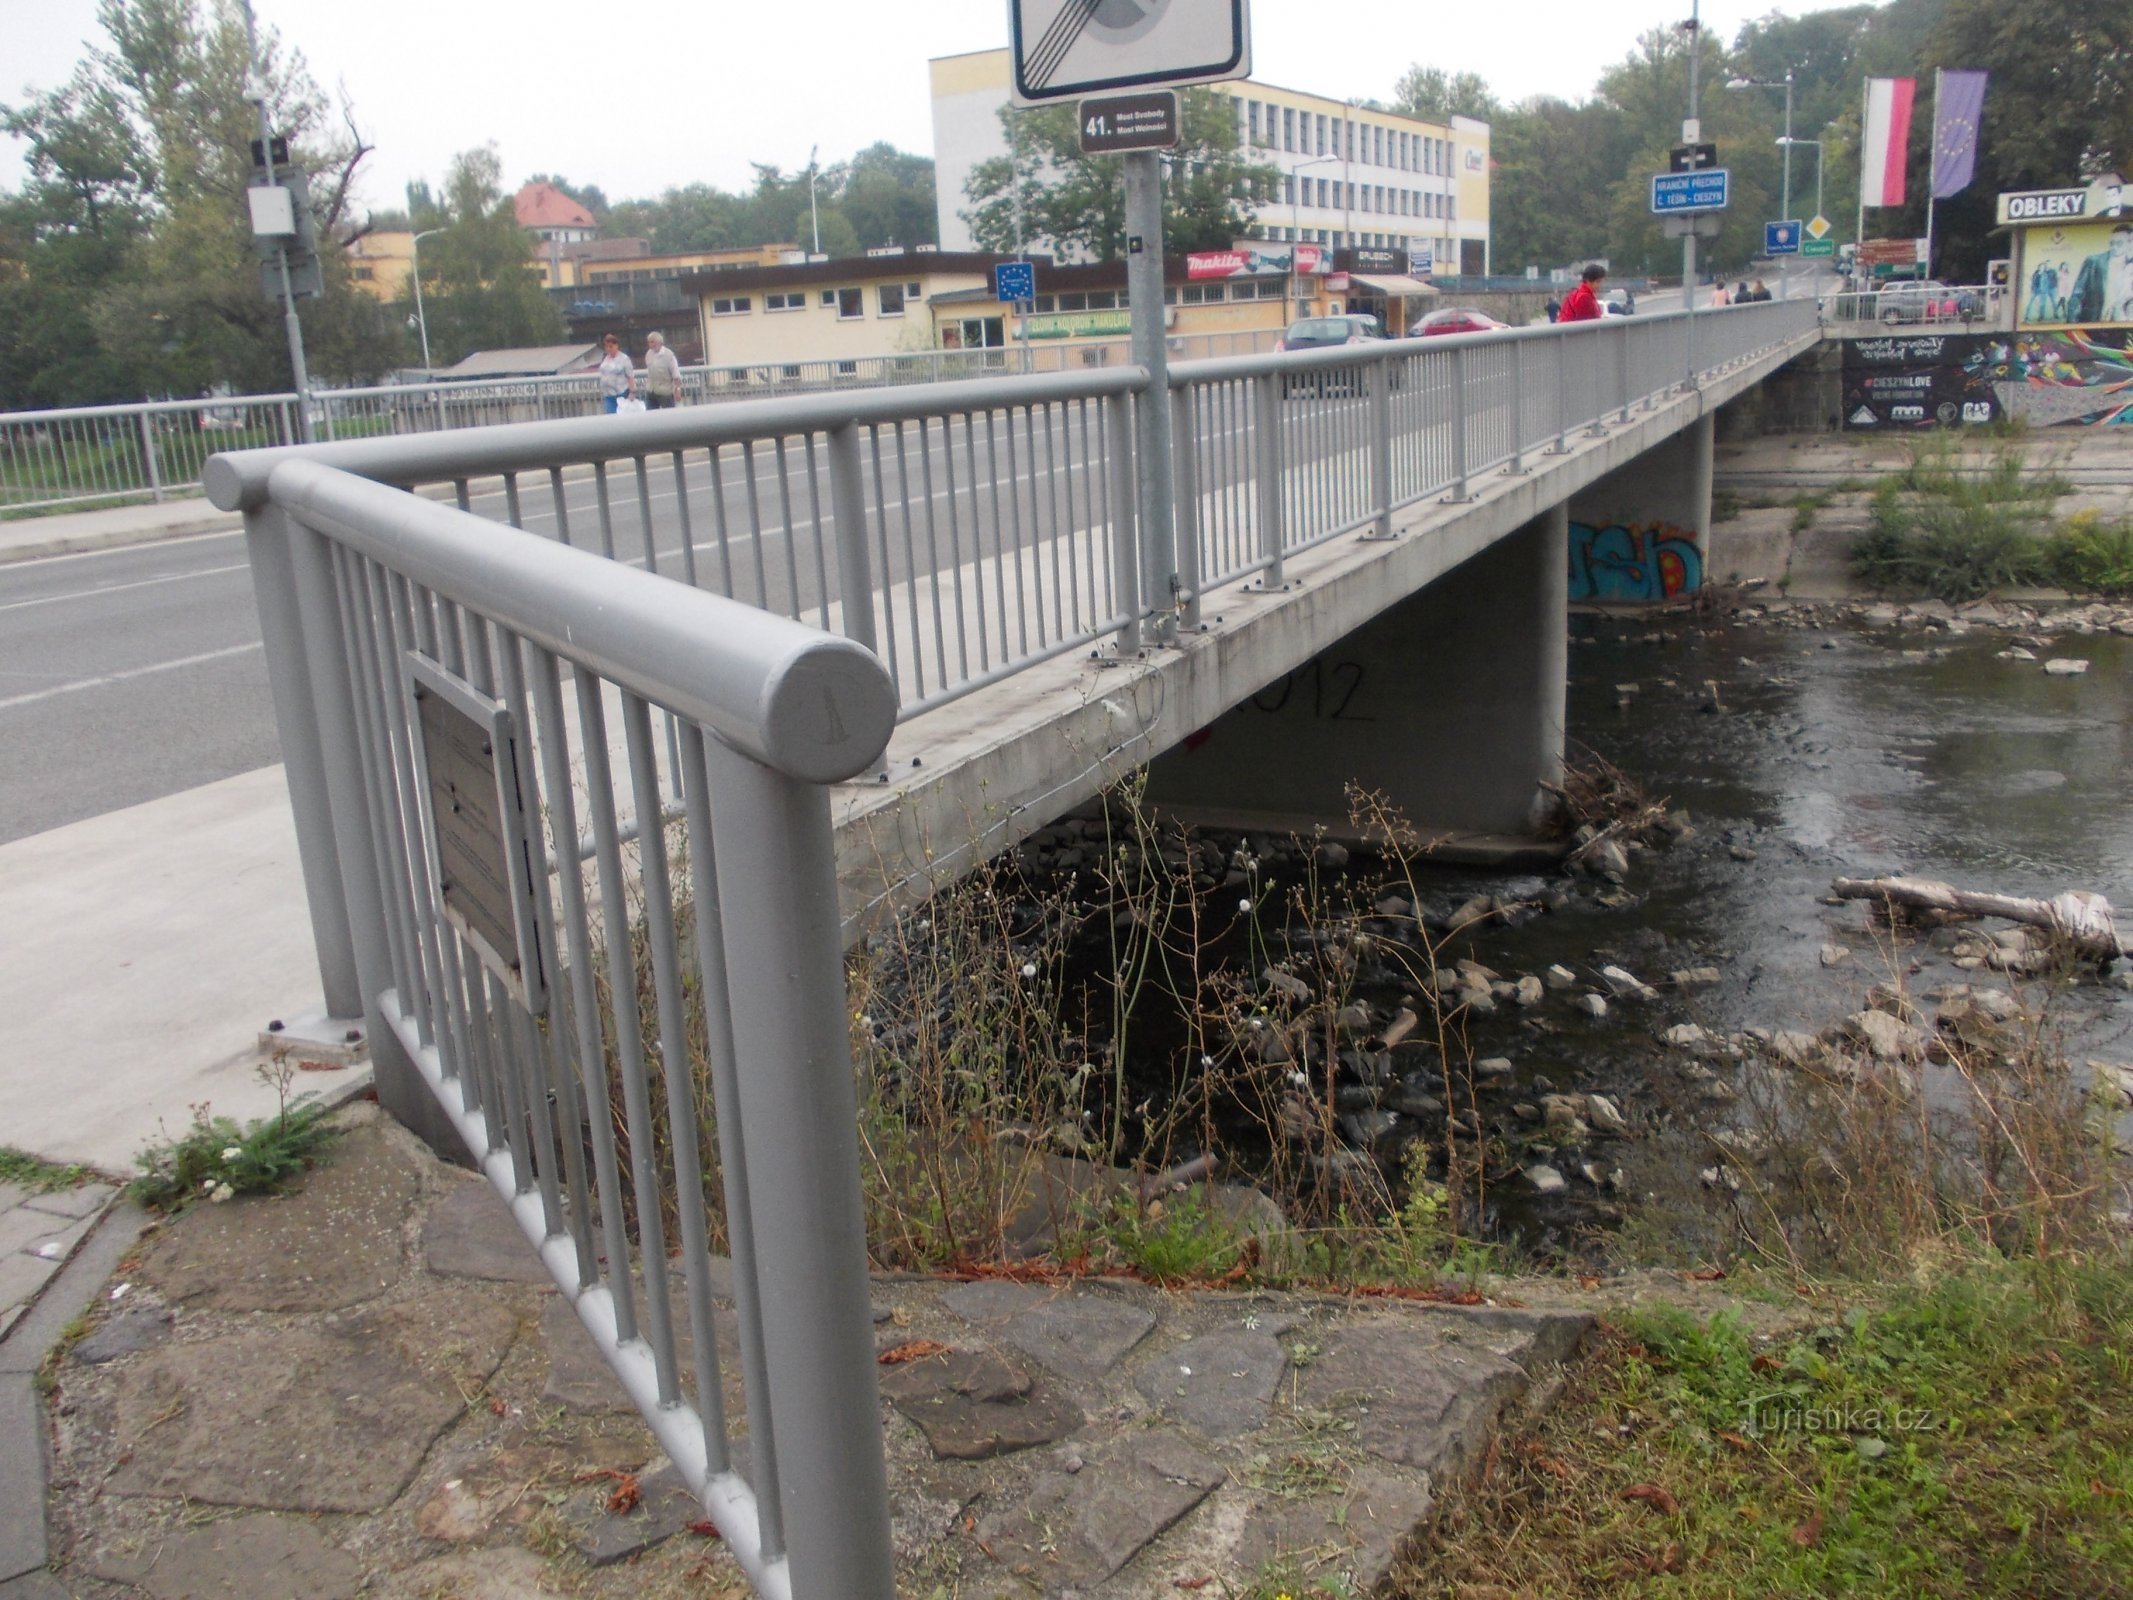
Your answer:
[994,261,1036,303]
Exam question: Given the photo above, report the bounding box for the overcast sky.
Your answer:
[7,0,1872,217]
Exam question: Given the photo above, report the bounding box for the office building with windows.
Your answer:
[928,49,1491,276]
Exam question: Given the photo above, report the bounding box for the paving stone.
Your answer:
[0,1373,46,1582]
[0,1186,27,1215]
[941,1280,1046,1324]
[84,1513,362,1600]
[71,1308,174,1365]
[0,1255,55,1324]
[880,1347,1081,1460]
[106,1290,516,1512]
[1297,1322,1526,1482]
[539,1286,741,1417]
[0,1570,70,1599]
[1132,1330,1287,1438]
[974,1431,1225,1588]
[0,1211,56,1260]
[557,1463,704,1566]
[369,1547,564,1599]
[1000,1291,1157,1383]
[1232,1464,1434,1592]
[19,1183,115,1222]
[421,1179,553,1285]
[138,1120,420,1312]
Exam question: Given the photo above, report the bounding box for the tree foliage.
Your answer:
[1392,66,1500,125]
[962,88,1277,262]
[395,147,562,368]
[0,0,402,406]
[593,145,936,257]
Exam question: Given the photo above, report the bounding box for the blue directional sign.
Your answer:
[994,261,1035,303]
[1651,169,1730,214]
[1765,219,1803,255]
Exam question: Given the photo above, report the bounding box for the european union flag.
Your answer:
[1931,70,1987,200]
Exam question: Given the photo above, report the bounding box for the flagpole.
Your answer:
[1924,69,1940,277]
[1856,75,1869,282]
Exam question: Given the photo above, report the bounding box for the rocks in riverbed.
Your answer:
[1671,966,1722,989]
[1545,964,1578,990]
[1526,1164,1568,1196]
[1599,966,1658,1002]
[1576,994,1610,1020]
[1837,1009,1929,1061]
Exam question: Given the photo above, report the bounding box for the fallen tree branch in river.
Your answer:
[1831,877,2128,960]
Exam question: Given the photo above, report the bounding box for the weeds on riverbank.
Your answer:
[1396,1252,2133,1600]
[1849,433,2133,602]
[127,1058,335,1212]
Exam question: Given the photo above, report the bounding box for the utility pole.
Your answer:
[242,1,313,442]
[1681,0,1702,315]
[808,145,822,256]
[1123,151,1176,648]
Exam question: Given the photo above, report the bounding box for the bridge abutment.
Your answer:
[1567,411,1715,602]
[1145,504,1569,852]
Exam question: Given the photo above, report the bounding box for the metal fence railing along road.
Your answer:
[1819,282,2007,331]
[201,293,1816,1599]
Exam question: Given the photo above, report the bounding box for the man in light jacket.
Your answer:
[642,331,683,410]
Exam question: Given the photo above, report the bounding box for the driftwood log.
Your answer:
[1832,876,2129,960]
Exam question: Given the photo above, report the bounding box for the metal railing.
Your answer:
[210,298,1816,719]
[1819,283,2008,332]
[236,455,897,1598]
[202,294,1816,1600]
[3,332,1281,515]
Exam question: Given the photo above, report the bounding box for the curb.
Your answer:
[0,511,245,567]
[0,1197,150,1589]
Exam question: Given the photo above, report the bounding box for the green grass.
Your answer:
[127,1095,337,1213]
[0,1146,94,1193]
[1398,1256,2133,1599]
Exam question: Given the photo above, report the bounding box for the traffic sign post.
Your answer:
[1764,219,1802,255]
[1801,237,1836,257]
[1651,169,1730,213]
[1078,90,1180,153]
[1669,142,1719,172]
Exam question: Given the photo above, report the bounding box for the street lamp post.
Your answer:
[808,145,822,257]
[409,227,445,374]
[1730,70,1797,294]
[1289,154,1338,310]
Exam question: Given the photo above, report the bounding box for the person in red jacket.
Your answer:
[1558,263,1607,322]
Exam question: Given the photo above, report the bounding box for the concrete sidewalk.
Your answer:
[0,498,243,566]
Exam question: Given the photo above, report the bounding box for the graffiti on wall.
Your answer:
[1842,334,2001,429]
[1569,521,1704,602]
[1985,329,2133,426]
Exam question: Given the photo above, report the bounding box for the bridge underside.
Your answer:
[829,335,1801,934]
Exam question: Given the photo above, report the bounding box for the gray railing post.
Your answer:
[699,739,897,1600]
[1548,326,1571,454]
[1369,353,1394,536]
[1253,371,1285,588]
[1506,338,1527,474]
[1616,324,1632,422]
[1168,382,1203,628]
[825,421,879,656]
[1106,392,1143,654]
[138,411,165,504]
[1446,345,1471,503]
[244,505,361,1020]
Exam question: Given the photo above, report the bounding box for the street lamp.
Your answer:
[1288,154,1339,311]
[808,145,822,257]
[1730,71,1797,295]
[409,227,445,374]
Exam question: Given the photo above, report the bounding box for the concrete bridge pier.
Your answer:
[1567,411,1717,602]
[1144,503,1570,854]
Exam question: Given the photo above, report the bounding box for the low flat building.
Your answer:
[682,250,999,368]
[929,48,1491,275]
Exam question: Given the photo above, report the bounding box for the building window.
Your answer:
[1315,113,1327,156]
[1086,290,1118,309]
[710,295,752,316]
[1180,283,1226,304]
[766,291,805,311]
[820,289,838,306]
[1446,193,1456,222]
[1249,100,1261,144]
[835,360,858,376]
[1283,106,1295,151]
[1030,294,1055,312]
[1281,174,1293,205]
[836,287,863,319]
[878,283,907,316]
[1058,292,1087,311]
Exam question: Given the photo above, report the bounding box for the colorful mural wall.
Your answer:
[1842,333,2001,429]
[1986,329,2133,427]
[1569,521,1704,602]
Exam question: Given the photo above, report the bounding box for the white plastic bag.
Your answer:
[616,396,646,416]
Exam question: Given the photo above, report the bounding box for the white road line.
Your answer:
[0,641,265,711]
[0,562,252,615]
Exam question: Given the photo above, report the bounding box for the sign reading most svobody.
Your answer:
[1010,0,1250,105]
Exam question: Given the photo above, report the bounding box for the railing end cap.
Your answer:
[757,637,899,785]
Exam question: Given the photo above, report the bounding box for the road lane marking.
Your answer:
[0,641,265,711]
[0,562,252,615]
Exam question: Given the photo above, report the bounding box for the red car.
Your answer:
[1413,307,1509,336]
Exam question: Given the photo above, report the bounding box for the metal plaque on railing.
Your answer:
[407,653,548,1014]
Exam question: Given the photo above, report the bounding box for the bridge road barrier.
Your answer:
[200,294,1815,1597]
[230,455,898,1598]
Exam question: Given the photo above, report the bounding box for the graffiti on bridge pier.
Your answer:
[1568,520,1704,602]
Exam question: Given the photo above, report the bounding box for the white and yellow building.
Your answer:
[683,251,1001,367]
[928,48,1491,276]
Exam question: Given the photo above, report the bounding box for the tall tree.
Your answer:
[963,88,1276,261]
[396,146,562,366]
[0,0,399,404]
[839,143,939,249]
[1392,66,1500,125]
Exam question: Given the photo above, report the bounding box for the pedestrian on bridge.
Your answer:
[596,334,635,414]
[641,331,682,410]
[1558,264,1606,322]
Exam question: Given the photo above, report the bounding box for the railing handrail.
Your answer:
[205,366,1150,510]
[262,458,894,785]
[0,392,302,426]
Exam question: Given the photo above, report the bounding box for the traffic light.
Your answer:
[248,132,324,304]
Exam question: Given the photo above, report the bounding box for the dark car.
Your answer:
[1413,307,1509,336]
[1279,315,1384,395]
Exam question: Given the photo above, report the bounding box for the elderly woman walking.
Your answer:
[595,333,635,414]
